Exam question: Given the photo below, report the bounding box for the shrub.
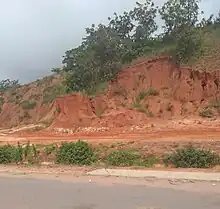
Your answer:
[199,108,213,118]
[138,91,148,101]
[44,144,57,155]
[146,88,159,96]
[209,100,220,109]
[0,145,20,164]
[106,150,141,166]
[136,89,159,103]
[21,100,37,109]
[43,94,56,104]
[22,142,40,164]
[165,146,220,168]
[0,96,4,105]
[56,141,96,165]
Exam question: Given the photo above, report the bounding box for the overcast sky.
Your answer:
[0,0,219,83]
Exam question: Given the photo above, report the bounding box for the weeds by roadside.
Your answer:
[0,142,219,169]
[164,146,220,168]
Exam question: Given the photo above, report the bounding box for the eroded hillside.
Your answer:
[1,57,220,134]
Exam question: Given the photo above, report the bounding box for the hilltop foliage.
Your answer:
[62,0,220,94]
[0,79,20,92]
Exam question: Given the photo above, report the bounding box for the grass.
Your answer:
[209,100,220,109]
[136,88,159,103]
[133,102,154,117]
[0,96,4,106]
[43,83,66,104]
[43,94,57,104]
[199,108,213,118]
[21,100,37,110]
[87,82,108,98]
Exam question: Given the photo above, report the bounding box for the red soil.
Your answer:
[1,56,220,143]
[51,56,220,130]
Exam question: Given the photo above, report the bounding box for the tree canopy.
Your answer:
[62,0,220,94]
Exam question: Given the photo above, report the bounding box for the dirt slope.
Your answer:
[0,75,61,128]
[1,56,220,133]
[52,56,220,129]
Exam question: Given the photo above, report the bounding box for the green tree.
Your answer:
[62,0,158,94]
[0,79,20,92]
[159,0,201,35]
[131,0,158,41]
[174,25,204,64]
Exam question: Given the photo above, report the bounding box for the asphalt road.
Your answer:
[0,176,220,209]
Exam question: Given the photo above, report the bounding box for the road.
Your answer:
[0,175,220,209]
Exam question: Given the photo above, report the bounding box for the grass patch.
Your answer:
[21,100,37,110]
[43,84,66,104]
[133,103,154,117]
[199,108,213,118]
[44,144,57,155]
[43,94,57,104]
[106,150,141,166]
[146,88,159,96]
[209,100,220,109]
[106,150,159,167]
[136,88,159,103]
[0,96,4,106]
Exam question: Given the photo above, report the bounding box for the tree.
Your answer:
[0,79,20,92]
[214,11,220,24]
[62,0,159,94]
[131,0,158,41]
[174,25,204,65]
[63,24,124,93]
[159,0,201,35]
[108,11,134,39]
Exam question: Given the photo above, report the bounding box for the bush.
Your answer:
[199,108,213,118]
[0,96,4,105]
[44,144,57,155]
[21,100,36,109]
[56,141,96,165]
[106,150,141,166]
[146,88,159,96]
[209,100,220,109]
[165,146,220,168]
[43,94,56,104]
[0,145,21,164]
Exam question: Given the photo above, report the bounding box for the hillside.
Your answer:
[1,55,220,133]
[0,75,64,128]
[1,0,220,135]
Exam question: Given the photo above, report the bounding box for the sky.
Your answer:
[0,0,219,83]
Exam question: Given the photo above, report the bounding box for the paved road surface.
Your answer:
[0,176,220,209]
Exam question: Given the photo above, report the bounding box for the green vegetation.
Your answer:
[43,84,66,104]
[0,142,219,169]
[0,79,20,92]
[0,145,21,164]
[209,99,220,109]
[61,0,220,95]
[106,150,141,166]
[0,96,4,106]
[145,88,159,96]
[21,100,37,110]
[44,144,57,155]
[0,96,4,113]
[137,88,159,102]
[56,141,96,165]
[164,146,220,168]
[199,108,213,118]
